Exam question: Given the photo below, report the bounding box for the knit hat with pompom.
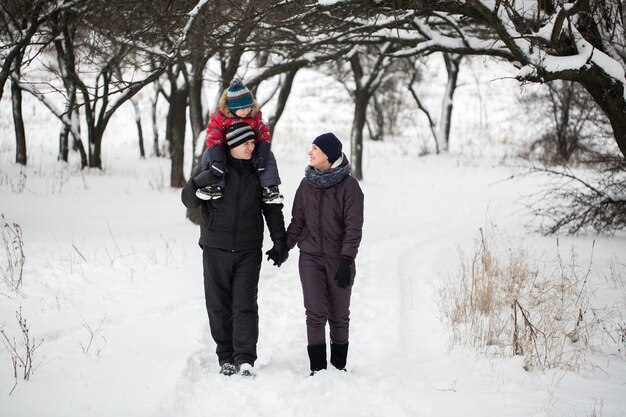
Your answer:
[226,78,254,111]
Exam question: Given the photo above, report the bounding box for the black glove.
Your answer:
[334,258,353,289]
[193,170,214,189]
[265,239,289,267]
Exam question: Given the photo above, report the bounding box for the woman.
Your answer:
[286,132,364,375]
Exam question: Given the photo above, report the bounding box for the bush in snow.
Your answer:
[440,225,623,372]
[519,80,611,165]
[523,153,626,235]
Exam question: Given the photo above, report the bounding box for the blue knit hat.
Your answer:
[226,78,254,111]
[313,133,342,163]
[226,122,255,149]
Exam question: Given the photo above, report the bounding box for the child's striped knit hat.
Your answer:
[226,78,254,111]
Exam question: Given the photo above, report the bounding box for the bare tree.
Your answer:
[522,80,609,164]
[267,69,299,136]
[407,53,463,153]
[349,44,399,179]
[0,0,79,101]
[318,1,626,160]
[50,7,87,166]
[323,44,398,180]
[1,0,82,164]
[14,0,210,168]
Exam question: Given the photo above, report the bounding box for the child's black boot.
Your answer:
[262,185,284,204]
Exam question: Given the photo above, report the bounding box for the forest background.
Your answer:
[1,1,626,416]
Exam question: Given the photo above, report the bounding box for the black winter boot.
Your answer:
[307,343,327,376]
[330,342,349,370]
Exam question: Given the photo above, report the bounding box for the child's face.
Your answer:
[235,107,252,117]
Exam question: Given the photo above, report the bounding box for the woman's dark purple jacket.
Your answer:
[286,158,364,260]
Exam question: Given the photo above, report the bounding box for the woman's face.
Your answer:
[308,144,332,171]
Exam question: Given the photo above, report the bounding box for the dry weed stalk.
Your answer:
[80,314,108,357]
[0,307,43,395]
[1,214,25,293]
[440,226,605,371]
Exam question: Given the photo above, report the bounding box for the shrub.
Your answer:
[440,225,613,371]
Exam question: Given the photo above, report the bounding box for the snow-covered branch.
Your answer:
[16,80,82,141]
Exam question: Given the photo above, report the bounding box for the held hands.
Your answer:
[266,239,289,267]
[334,257,353,289]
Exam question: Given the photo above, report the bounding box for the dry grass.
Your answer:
[1,307,43,395]
[439,224,613,371]
[1,214,25,295]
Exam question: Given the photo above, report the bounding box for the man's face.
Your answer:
[229,139,255,160]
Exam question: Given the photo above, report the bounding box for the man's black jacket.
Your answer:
[181,154,286,251]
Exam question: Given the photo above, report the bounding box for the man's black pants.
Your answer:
[202,247,262,366]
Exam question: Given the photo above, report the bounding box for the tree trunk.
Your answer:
[187,66,206,185]
[439,53,462,152]
[131,99,145,158]
[59,123,70,162]
[89,133,103,168]
[368,95,385,141]
[54,12,74,163]
[67,106,88,168]
[51,14,86,168]
[86,104,104,168]
[168,86,188,188]
[556,85,573,161]
[578,66,626,159]
[11,76,26,165]
[188,56,210,159]
[58,90,77,163]
[151,84,161,157]
[268,68,299,136]
[185,62,208,225]
[351,90,368,180]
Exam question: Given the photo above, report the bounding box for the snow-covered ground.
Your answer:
[1,65,625,417]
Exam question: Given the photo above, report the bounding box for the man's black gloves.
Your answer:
[266,239,289,267]
[193,170,213,189]
[335,257,353,289]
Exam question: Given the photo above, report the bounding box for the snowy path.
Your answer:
[155,155,553,417]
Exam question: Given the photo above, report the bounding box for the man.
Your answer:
[181,122,289,378]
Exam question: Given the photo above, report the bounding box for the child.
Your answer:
[195,78,283,204]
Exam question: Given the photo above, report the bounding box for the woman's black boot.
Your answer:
[307,343,327,375]
[330,342,349,370]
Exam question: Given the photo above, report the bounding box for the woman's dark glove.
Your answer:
[335,258,353,289]
[265,239,289,267]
